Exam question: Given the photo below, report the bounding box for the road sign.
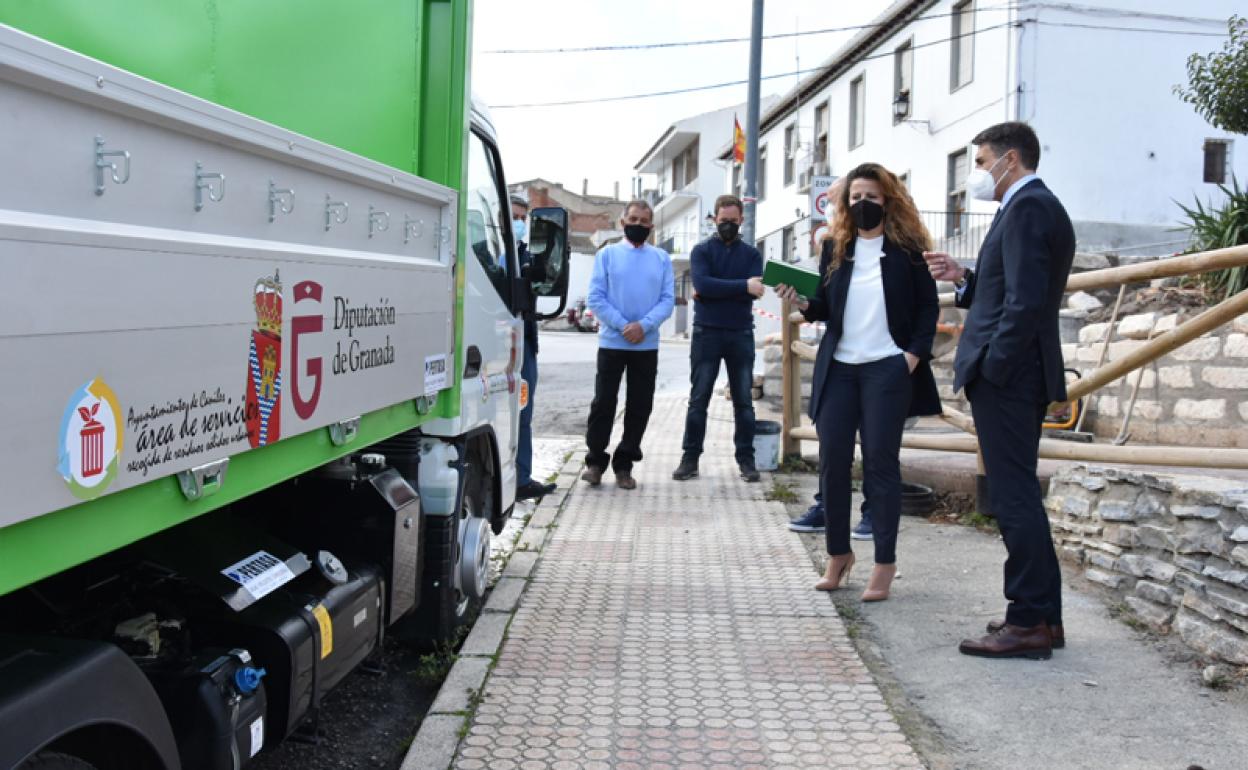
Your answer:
[810,176,836,223]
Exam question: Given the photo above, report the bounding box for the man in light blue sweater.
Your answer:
[583,199,675,490]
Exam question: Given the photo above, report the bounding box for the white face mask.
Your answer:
[966,154,1008,201]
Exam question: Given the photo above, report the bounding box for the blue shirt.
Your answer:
[588,240,675,351]
[690,236,764,330]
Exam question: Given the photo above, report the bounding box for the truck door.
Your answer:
[460,129,523,503]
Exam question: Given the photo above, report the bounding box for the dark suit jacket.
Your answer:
[953,178,1076,401]
[801,237,942,420]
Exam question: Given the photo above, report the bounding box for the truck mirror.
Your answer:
[528,207,569,317]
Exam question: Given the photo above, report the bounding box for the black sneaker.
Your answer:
[671,459,699,481]
[516,480,557,501]
[788,503,826,532]
[738,461,760,483]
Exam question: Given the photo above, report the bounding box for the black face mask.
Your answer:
[716,221,740,242]
[849,199,884,231]
[624,224,651,245]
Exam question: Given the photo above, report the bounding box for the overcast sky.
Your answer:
[472,0,892,200]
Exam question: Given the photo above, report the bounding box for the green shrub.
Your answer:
[1176,175,1248,302]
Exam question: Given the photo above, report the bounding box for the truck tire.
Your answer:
[398,458,492,648]
[18,752,98,770]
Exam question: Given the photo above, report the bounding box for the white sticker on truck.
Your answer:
[424,354,449,396]
[221,551,296,601]
[250,717,264,757]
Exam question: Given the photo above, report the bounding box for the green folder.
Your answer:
[761,260,821,299]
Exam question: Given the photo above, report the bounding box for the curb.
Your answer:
[398,449,584,770]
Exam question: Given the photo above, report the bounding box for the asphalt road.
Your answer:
[529,330,693,438]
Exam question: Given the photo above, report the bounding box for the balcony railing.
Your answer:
[920,209,994,265]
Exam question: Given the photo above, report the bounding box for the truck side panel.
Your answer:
[0,0,475,595]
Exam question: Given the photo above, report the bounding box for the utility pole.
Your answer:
[742,0,764,245]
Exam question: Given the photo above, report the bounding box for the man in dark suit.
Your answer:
[924,122,1075,660]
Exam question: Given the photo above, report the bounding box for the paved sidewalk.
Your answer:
[450,395,923,769]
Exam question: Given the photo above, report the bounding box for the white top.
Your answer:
[833,236,904,364]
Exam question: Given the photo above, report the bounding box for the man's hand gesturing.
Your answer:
[923,251,966,283]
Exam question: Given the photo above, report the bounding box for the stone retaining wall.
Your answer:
[1068,313,1248,447]
[1046,464,1248,666]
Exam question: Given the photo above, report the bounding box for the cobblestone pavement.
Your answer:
[452,395,924,769]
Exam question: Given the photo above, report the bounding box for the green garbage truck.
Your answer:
[0,2,568,767]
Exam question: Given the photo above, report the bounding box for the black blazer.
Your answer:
[801,237,942,420]
[953,178,1076,402]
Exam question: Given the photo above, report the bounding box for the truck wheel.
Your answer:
[399,458,492,648]
[18,753,98,770]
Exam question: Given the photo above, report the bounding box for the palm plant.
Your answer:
[1176,175,1248,302]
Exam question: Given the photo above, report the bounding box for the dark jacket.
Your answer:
[801,237,942,420]
[690,236,764,330]
[953,178,1075,401]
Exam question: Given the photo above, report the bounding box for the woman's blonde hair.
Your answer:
[822,162,931,277]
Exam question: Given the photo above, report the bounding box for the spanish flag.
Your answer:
[732,115,746,164]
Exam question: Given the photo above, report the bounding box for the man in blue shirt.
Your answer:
[582,200,675,490]
[672,194,765,483]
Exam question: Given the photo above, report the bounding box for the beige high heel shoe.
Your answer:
[861,563,897,602]
[814,553,856,591]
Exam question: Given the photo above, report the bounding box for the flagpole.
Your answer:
[742,0,764,245]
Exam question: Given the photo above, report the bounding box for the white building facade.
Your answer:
[726,0,1247,275]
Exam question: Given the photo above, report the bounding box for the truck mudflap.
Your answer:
[0,24,457,529]
[0,635,181,769]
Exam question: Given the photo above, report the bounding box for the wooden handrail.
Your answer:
[939,243,1248,307]
[787,424,1248,468]
[1064,287,1248,403]
[779,242,1248,468]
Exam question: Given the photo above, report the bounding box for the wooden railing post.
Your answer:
[780,299,803,458]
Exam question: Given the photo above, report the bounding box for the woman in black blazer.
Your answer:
[776,163,940,601]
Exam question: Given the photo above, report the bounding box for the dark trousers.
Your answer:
[586,347,658,474]
[816,355,911,564]
[680,325,756,464]
[516,343,538,485]
[966,354,1063,628]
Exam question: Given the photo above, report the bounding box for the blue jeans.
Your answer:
[516,343,538,486]
[680,325,756,465]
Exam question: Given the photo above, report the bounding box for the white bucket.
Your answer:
[753,420,782,471]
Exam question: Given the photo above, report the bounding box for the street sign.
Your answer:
[810,175,836,223]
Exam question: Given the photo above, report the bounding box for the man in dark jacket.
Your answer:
[512,195,555,501]
[925,121,1075,660]
[672,195,765,483]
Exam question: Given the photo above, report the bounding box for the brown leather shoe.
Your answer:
[581,466,603,486]
[615,472,637,490]
[959,623,1053,660]
[987,619,1065,649]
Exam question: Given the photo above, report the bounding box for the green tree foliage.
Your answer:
[1174,15,1248,134]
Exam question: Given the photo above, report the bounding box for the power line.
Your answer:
[491,22,1011,110]
[489,13,1233,111]
[483,4,1019,55]
[1034,20,1228,37]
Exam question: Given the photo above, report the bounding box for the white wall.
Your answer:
[748,1,1245,257]
[1025,1,1246,250]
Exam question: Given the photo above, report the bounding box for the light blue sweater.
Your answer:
[588,240,675,351]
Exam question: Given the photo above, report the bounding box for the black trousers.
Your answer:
[586,347,658,474]
[815,355,911,564]
[966,354,1063,628]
